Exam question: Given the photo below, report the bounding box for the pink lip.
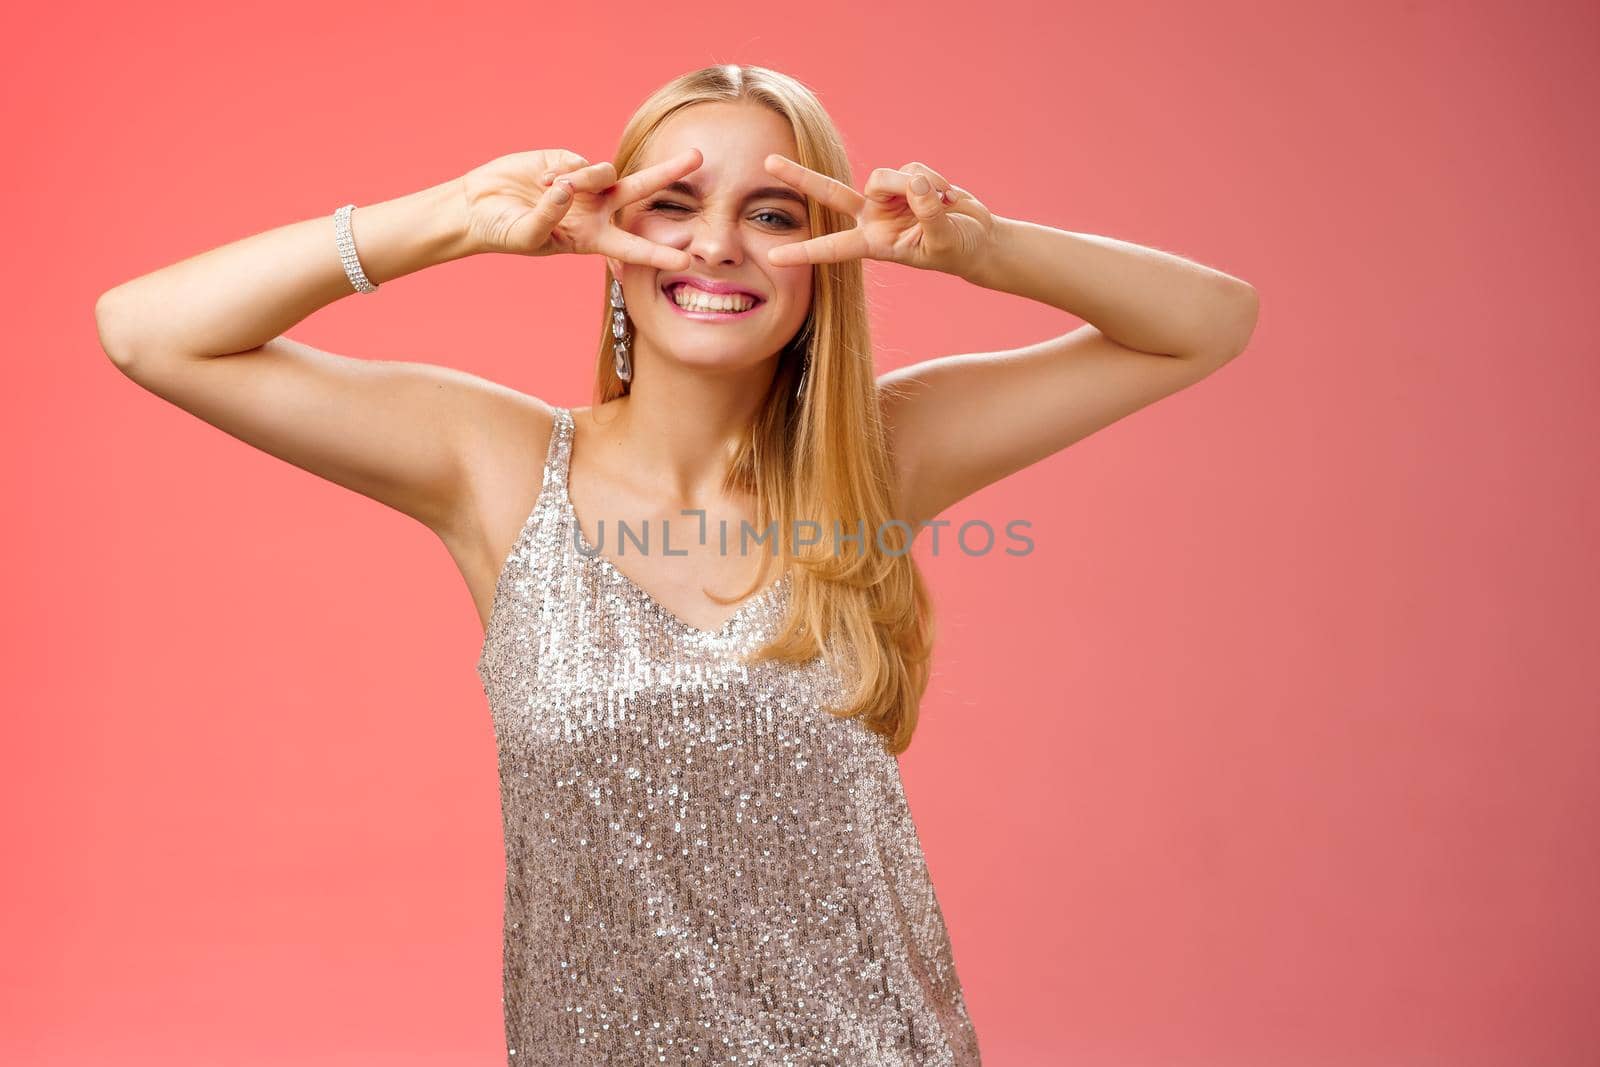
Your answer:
[661,283,764,322]
[661,277,762,298]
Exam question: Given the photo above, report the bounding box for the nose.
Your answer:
[684,208,744,267]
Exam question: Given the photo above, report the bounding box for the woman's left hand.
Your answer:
[763,155,996,277]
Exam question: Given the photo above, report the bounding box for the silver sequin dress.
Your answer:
[476,406,982,1065]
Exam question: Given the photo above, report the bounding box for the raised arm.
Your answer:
[92,147,702,541]
[92,177,491,537]
[879,216,1260,527]
[759,154,1260,530]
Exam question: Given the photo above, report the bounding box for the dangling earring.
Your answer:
[610,277,633,384]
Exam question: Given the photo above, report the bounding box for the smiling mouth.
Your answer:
[661,283,765,319]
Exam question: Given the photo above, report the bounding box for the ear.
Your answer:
[605,256,625,282]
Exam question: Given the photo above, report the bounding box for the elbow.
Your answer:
[94,288,145,374]
[1193,279,1259,364]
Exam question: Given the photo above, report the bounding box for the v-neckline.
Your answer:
[558,408,788,638]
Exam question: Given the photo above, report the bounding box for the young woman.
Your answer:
[95,64,1257,1067]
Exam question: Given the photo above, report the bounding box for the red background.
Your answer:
[7,1,1598,1063]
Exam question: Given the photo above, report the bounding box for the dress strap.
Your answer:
[541,405,574,505]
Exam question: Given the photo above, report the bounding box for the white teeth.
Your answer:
[669,284,756,313]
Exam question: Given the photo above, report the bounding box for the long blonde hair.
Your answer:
[594,64,935,756]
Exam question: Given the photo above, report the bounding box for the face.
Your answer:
[607,101,815,374]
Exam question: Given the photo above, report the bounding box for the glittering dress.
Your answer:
[476,406,982,1065]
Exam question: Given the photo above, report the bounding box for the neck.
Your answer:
[605,340,780,505]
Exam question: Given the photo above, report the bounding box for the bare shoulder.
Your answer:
[456,379,559,486]
[440,381,561,626]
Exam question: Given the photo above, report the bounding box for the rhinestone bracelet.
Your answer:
[333,203,378,294]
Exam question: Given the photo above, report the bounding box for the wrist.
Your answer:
[365,177,479,270]
[335,179,479,289]
[958,214,1014,291]
[420,176,479,262]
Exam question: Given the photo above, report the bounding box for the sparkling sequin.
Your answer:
[476,406,982,1065]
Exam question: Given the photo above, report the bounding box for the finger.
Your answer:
[862,166,908,203]
[939,183,990,220]
[866,163,966,210]
[767,228,869,267]
[506,178,576,250]
[902,160,968,201]
[900,161,951,187]
[546,160,618,193]
[902,165,986,221]
[764,154,864,217]
[901,165,954,203]
[596,226,693,272]
[538,150,590,185]
[608,148,703,208]
[862,164,946,206]
[904,171,960,249]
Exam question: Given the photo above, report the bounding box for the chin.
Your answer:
[652,333,789,371]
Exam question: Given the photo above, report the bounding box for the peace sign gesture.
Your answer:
[762,155,996,277]
[460,147,699,270]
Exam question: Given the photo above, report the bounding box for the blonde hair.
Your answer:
[594,64,935,756]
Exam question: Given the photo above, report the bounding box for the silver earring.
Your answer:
[610,277,632,383]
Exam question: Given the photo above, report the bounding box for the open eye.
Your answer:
[753,209,800,230]
[644,200,800,231]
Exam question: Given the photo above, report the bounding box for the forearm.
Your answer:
[95,177,476,364]
[962,215,1258,361]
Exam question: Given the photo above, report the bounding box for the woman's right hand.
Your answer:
[460,148,700,270]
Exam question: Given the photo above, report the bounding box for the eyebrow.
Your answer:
[660,179,808,209]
